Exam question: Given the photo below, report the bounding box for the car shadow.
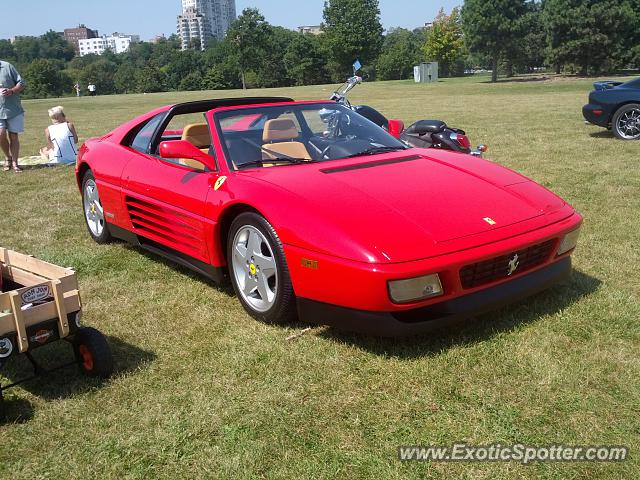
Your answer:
[315,269,601,358]
[124,244,236,298]
[0,336,155,424]
[589,131,615,139]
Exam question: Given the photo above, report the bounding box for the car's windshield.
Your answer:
[214,103,407,169]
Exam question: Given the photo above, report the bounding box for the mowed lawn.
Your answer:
[0,76,638,479]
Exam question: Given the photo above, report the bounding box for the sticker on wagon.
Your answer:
[30,329,53,344]
[21,284,52,304]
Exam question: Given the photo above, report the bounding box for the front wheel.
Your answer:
[227,212,297,324]
[612,104,640,140]
[82,170,112,243]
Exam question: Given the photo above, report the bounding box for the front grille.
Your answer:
[459,240,556,289]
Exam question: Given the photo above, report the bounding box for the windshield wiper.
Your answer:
[345,146,407,158]
[237,158,313,169]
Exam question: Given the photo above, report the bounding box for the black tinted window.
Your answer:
[130,114,164,153]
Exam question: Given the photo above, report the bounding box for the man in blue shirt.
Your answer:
[0,60,26,172]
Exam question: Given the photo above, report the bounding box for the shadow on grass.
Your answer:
[317,269,601,358]
[127,245,236,298]
[589,130,615,139]
[0,335,155,423]
[481,76,550,84]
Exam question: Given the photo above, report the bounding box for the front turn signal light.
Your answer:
[557,227,581,256]
[388,274,444,304]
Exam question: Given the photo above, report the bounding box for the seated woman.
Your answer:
[39,106,78,165]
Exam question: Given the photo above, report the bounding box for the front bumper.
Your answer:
[297,257,572,337]
[582,104,609,127]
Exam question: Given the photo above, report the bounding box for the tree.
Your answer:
[543,0,636,75]
[136,66,166,93]
[39,30,75,62]
[284,33,330,86]
[0,40,16,61]
[12,37,41,64]
[376,28,423,80]
[322,0,384,81]
[80,59,117,94]
[203,40,241,89]
[514,1,546,73]
[461,0,528,82]
[625,0,640,68]
[23,59,69,98]
[179,71,203,91]
[225,8,272,89]
[114,63,139,93]
[423,8,466,78]
[162,49,201,90]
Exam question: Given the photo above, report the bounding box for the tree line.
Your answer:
[0,0,638,99]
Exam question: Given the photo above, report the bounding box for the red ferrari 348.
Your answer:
[76,97,582,336]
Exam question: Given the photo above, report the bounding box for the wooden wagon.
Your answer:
[0,248,112,419]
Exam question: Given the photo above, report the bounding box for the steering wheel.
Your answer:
[321,145,332,160]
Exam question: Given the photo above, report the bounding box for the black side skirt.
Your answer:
[108,224,227,284]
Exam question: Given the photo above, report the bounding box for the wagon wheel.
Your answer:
[82,170,112,243]
[612,104,640,140]
[227,212,297,324]
[73,327,113,378]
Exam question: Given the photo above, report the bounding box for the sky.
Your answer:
[2,0,461,41]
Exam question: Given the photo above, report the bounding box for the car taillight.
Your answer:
[593,109,603,116]
[457,134,471,149]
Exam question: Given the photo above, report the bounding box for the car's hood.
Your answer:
[246,149,567,263]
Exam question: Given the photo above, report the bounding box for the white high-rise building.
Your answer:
[177,0,236,50]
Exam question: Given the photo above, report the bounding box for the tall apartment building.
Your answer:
[64,25,99,54]
[177,0,236,50]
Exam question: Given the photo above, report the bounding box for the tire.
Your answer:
[73,327,113,378]
[227,212,297,324]
[82,170,112,243]
[612,104,640,140]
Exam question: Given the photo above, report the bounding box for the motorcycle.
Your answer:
[330,75,487,157]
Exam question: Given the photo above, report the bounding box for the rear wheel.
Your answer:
[73,327,113,378]
[227,212,297,324]
[82,170,112,243]
[612,104,640,140]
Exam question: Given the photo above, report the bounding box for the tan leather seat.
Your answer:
[262,118,311,161]
[180,123,211,169]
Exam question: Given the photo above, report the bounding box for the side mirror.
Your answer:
[159,140,216,171]
[387,119,405,139]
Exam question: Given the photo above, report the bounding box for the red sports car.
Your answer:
[76,97,582,336]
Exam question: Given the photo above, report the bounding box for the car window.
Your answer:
[301,110,330,135]
[220,113,267,131]
[130,114,164,153]
[161,113,209,140]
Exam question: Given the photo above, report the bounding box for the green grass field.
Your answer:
[0,75,638,479]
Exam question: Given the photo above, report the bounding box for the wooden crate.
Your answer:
[0,248,81,353]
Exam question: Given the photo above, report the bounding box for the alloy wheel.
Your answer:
[231,225,278,313]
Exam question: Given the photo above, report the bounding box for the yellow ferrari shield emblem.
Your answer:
[214,176,227,191]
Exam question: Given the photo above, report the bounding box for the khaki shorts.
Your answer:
[0,113,25,133]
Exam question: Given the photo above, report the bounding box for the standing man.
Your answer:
[0,60,26,172]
